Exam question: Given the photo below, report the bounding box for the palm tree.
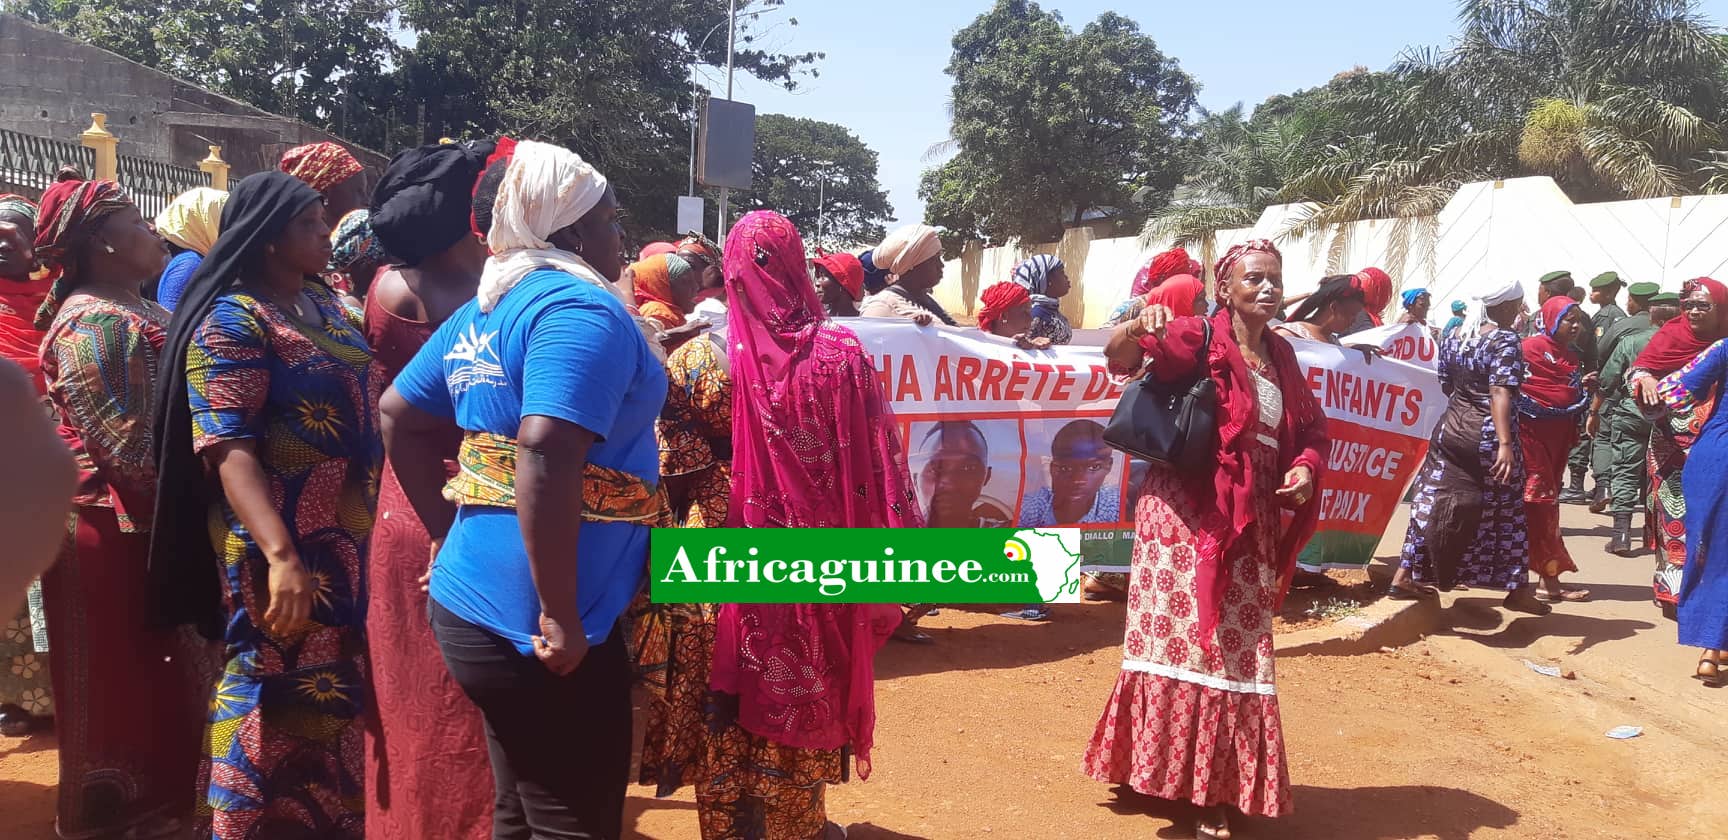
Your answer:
[1156,0,1728,256]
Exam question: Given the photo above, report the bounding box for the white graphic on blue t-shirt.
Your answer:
[445,324,505,394]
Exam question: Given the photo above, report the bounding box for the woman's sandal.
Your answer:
[1387,582,1441,601]
[1503,590,1553,616]
[1197,811,1232,840]
[1697,652,1724,686]
[890,628,934,645]
[1536,587,1591,603]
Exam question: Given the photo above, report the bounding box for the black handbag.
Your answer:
[1101,320,1217,469]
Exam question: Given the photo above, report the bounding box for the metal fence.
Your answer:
[118,154,211,219]
[0,127,94,200]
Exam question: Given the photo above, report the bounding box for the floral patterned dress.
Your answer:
[1083,368,1292,818]
[1637,351,1717,608]
[186,280,382,840]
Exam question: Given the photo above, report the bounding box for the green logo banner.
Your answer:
[650,528,1085,604]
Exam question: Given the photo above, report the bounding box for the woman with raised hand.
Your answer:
[151,170,382,839]
[1087,239,1327,840]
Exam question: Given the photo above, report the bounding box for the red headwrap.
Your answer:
[813,250,865,301]
[1213,239,1282,299]
[32,174,133,328]
[279,141,364,194]
[1144,273,1204,318]
[976,281,1031,335]
[469,136,517,238]
[1353,267,1393,326]
[639,241,676,262]
[1132,247,1193,297]
[1521,296,1583,408]
[1634,277,1728,376]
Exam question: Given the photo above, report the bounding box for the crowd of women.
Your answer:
[0,127,1722,840]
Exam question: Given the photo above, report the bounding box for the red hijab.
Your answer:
[1353,267,1393,327]
[1137,239,1328,648]
[1521,296,1583,408]
[712,211,920,777]
[1634,277,1728,376]
[1132,247,1193,296]
[976,280,1030,334]
[1143,273,1203,317]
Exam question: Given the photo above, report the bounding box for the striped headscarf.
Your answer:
[280,141,364,194]
[1010,254,1064,296]
[0,194,37,226]
[32,175,134,328]
[328,208,387,272]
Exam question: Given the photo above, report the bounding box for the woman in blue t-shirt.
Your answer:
[381,140,666,840]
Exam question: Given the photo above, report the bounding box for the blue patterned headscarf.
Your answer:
[1010,254,1064,296]
[328,208,387,272]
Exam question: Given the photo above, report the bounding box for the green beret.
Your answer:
[1589,272,1622,288]
[1540,270,1573,285]
[1649,292,1681,304]
[1628,281,1660,298]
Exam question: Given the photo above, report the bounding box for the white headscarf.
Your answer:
[1460,278,1525,349]
[477,140,662,357]
[874,224,942,277]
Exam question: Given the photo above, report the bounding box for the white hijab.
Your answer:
[1460,278,1525,349]
[477,140,661,357]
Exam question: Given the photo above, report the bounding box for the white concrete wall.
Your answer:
[932,176,1728,328]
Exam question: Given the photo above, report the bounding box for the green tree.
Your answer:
[12,0,398,131]
[1148,0,1728,263]
[394,0,821,237]
[921,0,1196,244]
[732,114,891,250]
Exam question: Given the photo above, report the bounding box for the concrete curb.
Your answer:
[1275,595,1442,656]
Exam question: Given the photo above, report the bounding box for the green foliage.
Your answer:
[12,0,398,131]
[921,0,1196,245]
[9,0,832,240]
[1152,0,1728,256]
[732,114,891,250]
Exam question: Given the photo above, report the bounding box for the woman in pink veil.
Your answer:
[700,209,920,838]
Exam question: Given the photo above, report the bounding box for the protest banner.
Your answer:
[1346,321,1441,368]
[846,318,1445,574]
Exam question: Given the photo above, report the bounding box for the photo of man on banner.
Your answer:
[1018,419,1124,527]
[913,420,1016,528]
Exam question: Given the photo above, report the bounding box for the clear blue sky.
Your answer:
[709,0,1728,228]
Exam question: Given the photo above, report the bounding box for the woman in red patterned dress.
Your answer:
[361,139,504,840]
[34,175,206,838]
[1085,239,1327,840]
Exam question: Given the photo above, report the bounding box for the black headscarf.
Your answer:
[369,139,496,266]
[148,171,322,638]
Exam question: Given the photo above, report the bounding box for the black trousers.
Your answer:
[431,599,631,840]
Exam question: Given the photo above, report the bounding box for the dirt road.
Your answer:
[3,503,1723,838]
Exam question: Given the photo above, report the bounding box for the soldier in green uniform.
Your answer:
[1561,273,1625,502]
[1590,291,1679,554]
[1589,281,1659,510]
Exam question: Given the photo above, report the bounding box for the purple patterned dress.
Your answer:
[1399,328,1529,590]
